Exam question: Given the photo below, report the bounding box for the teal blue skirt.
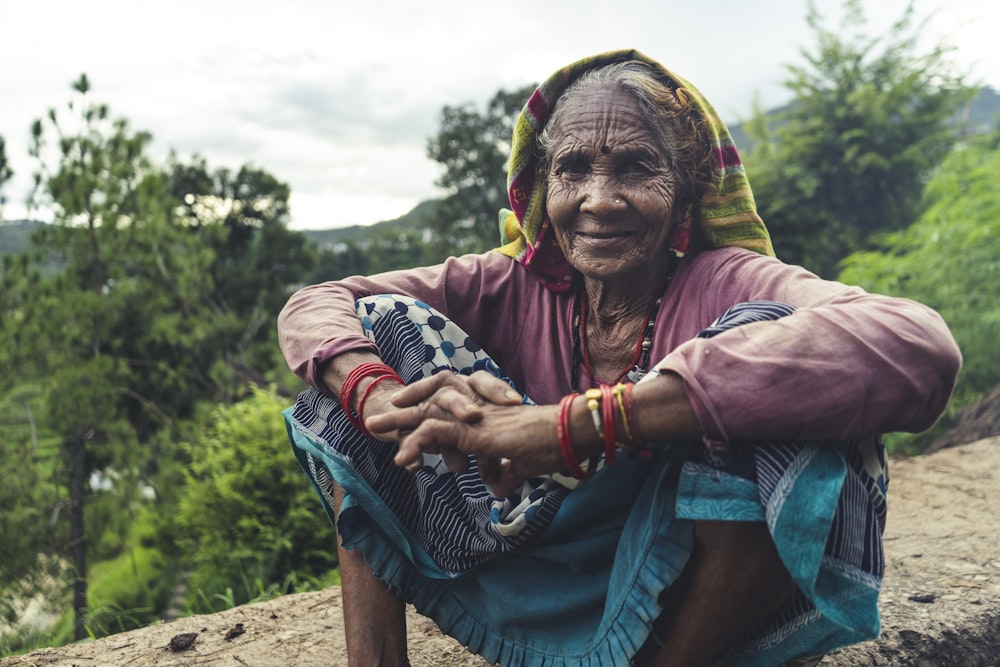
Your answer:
[284,295,886,665]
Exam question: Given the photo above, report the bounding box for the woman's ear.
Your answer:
[668,208,693,257]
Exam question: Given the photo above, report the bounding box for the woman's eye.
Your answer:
[554,157,588,177]
[621,160,653,176]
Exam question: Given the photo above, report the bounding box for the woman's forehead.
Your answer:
[547,88,658,149]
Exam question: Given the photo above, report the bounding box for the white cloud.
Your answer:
[2,0,997,229]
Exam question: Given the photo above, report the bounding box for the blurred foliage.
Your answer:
[0,384,62,587]
[170,386,337,613]
[745,0,976,277]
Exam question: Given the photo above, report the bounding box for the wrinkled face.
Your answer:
[545,87,678,282]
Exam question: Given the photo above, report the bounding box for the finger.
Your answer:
[467,371,524,406]
[487,459,528,499]
[393,419,461,470]
[430,386,483,422]
[441,447,471,474]
[365,403,426,436]
[395,433,425,472]
[391,372,465,407]
[478,456,502,486]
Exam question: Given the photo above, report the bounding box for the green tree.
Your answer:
[9,75,298,639]
[427,84,536,254]
[166,156,318,382]
[745,0,975,276]
[0,384,62,594]
[1,74,319,644]
[20,73,162,639]
[839,130,1000,448]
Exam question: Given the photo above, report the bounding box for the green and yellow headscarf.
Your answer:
[496,49,774,291]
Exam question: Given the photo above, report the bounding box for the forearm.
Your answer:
[665,250,963,442]
[660,297,961,442]
[630,372,700,443]
[320,352,407,440]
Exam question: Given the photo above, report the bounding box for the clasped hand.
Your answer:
[363,371,563,497]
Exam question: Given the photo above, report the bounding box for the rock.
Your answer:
[2,438,998,667]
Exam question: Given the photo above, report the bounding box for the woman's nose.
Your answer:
[579,175,624,213]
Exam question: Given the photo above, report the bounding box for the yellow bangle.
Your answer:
[612,383,634,444]
[584,388,603,437]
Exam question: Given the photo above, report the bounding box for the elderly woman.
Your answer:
[278,50,960,666]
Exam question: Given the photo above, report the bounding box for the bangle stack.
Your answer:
[558,382,646,480]
[341,362,404,438]
[613,382,646,451]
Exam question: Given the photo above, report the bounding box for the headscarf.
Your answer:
[496,49,774,292]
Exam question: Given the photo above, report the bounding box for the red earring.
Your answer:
[668,216,692,257]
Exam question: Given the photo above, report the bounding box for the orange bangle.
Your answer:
[622,382,647,451]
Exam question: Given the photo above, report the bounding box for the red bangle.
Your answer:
[341,362,401,433]
[600,383,617,466]
[557,393,593,480]
[356,372,404,438]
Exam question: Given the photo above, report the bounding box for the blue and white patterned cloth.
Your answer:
[283,296,888,666]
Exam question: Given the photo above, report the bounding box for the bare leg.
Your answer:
[333,484,409,667]
[634,520,796,667]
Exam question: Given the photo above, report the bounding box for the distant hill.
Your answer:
[300,200,439,250]
[0,206,443,263]
[0,219,44,256]
[963,86,1000,135]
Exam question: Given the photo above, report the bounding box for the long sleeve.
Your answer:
[656,248,962,442]
[277,252,544,392]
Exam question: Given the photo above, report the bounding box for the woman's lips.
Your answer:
[577,231,634,247]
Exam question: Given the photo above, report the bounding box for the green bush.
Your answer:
[173,386,337,612]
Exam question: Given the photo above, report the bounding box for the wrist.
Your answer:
[356,378,405,418]
[341,362,404,437]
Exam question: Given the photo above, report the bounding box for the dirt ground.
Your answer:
[3,437,998,667]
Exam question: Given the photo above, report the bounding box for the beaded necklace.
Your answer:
[571,294,663,392]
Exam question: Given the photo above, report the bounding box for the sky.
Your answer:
[1,0,997,231]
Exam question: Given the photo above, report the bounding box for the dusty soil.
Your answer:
[3,438,998,667]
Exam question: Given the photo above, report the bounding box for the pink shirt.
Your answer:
[278,247,961,443]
